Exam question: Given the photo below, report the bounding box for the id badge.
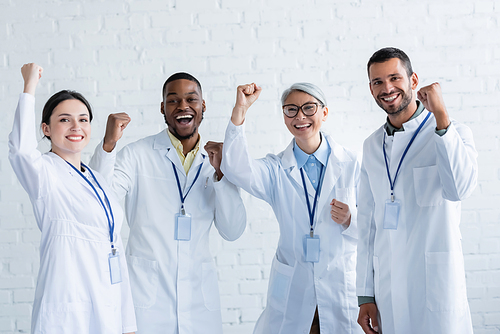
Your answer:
[304,235,320,263]
[108,252,122,285]
[175,213,192,241]
[384,199,401,230]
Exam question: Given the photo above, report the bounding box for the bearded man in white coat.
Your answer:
[89,73,247,334]
[356,47,477,334]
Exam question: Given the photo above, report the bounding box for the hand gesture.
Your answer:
[204,141,224,180]
[231,83,262,126]
[417,82,450,130]
[358,303,379,333]
[330,199,351,227]
[21,63,43,96]
[103,112,131,152]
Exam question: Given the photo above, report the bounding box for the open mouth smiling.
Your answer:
[380,92,400,103]
[294,124,311,129]
[383,95,398,102]
[175,114,194,124]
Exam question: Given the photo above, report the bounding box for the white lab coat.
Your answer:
[221,122,363,334]
[356,110,478,334]
[8,93,137,334]
[89,129,246,334]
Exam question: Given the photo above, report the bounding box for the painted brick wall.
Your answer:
[0,0,499,333]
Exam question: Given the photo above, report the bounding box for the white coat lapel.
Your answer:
[390,131,411,178]
[154,129,185,180]
[317,160,341,216]
[282,140,315,199]
[50,153,99,200]
[389,111,428,178]
[317,135,352,218]
[166,147,184,179]
[187,139,207,186]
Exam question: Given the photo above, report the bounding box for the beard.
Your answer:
[377,83,413,116]
[167,125,197,140]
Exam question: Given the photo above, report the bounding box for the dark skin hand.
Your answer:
[103,113,132,152]
[358,303,379,333]
[204,141,224,180]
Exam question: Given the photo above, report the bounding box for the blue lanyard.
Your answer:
[383,112,431,202]
[66,162,116,253]
[171,160,204,214]
[299,163,325,237]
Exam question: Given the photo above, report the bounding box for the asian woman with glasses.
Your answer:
[219,82,363,334]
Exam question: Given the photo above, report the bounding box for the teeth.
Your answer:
[295,124,310,128]
[68,136,82,140]
[176,115,193,120]
[383,95,398,102]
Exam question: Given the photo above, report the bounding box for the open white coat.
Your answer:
[356,110,478,333]
[221,122,363,334]
[9,93,137,334]
[89,129,246,334]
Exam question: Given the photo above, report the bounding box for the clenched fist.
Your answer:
[21,63,43,96]
[231,83,262,126]
[204,141,224,180]
[103,112,131,152]
[417,82,450,130]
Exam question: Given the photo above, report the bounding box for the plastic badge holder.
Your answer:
[304,235,320,262]
[384,199,401,230]
[108,252,122,284]
[175,213,192,241]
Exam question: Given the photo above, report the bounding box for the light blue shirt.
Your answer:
[293,133,330,191]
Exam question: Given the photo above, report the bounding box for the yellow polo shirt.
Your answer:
[167,130,200,174]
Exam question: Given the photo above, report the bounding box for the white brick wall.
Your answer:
[1,1,499,333]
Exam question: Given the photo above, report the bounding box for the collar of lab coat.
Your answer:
[281,131,354,215]
[398,105,430,134]
[153,129,208,178]
[48,152,107,203]
[293,133,330,170]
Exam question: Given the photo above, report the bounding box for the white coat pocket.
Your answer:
[201,262,221,311]
[425,252,467,312]
[127,255,159,309]
[268,255,295,313]
[40,301,92,333]
[413,165,443,207]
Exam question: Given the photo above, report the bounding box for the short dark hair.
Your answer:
[367,47,413,78]
[41,90,93,140]
[162,72,202,99]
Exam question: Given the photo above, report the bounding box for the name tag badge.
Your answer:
[108,252,122,285]
[175,213,192,241]
[384,199,401,230]
[304,235,320,263]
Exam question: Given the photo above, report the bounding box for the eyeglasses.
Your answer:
[282,102,321,118]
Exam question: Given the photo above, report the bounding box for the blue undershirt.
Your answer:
[293,133,330,190]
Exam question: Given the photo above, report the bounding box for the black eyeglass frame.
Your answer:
[282,102,323,118]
